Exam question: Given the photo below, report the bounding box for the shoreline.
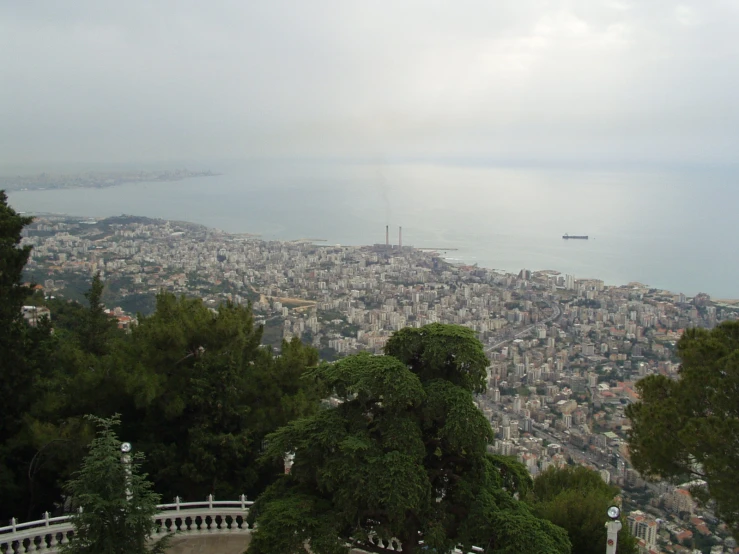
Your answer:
[0,170,221,193]
[19,211,732,302]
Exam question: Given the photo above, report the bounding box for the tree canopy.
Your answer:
[248,324,571,554]
[79,272,120,357]
[0,201,324,522]
[0,191,55,520]
[526,466,638,554]
[626,321,739,536]
[119,292,323,501]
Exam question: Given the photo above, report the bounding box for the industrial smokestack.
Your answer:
[386,225,389,246]
[399,226,402,248]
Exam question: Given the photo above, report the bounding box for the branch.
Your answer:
[28,439,72,480]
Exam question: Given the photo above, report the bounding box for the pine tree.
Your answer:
[79,272,119,357]
[62,415,170,554]
[120,292,322,501]
[0,190,34,442]
[0,191,47,521]
[626,321,739,536]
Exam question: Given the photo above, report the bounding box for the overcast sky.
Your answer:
[1,1,737,167]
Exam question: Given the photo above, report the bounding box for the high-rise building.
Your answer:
[627,511,658,549]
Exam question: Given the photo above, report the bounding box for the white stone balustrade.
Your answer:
[3,495,488,554]
[0,495,253,554]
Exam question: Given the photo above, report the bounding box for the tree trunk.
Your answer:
[400,523,418,554]
[401,540,417,554]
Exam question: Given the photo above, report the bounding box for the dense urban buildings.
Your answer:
[20,214,739,554]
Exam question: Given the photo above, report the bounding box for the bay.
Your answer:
[6,161,739,298]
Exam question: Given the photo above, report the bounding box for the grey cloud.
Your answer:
[1,0,737,166]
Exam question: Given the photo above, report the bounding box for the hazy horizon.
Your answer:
[2,1,738,167]
[9,160,739,298]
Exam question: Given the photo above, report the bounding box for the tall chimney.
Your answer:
[386,225,389,246]
[399,226,402,249]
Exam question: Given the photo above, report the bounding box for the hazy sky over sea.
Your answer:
[1,1,737,167]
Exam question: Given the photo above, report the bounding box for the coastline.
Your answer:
[0,169,221,192]
[19,210,728,302]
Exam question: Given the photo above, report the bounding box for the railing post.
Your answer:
[175,496,180,512]
[10,517,16,533]
[44,511,50,526]
[240,494,246,510]
[208,494,213,509]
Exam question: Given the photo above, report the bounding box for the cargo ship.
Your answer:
[562,233,588,239]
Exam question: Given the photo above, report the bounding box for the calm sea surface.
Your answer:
[6,161,739,298]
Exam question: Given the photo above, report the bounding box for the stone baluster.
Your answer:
[241,494,249,530]
[30,513,50,551]
[206,495,214,532]
[162,496,175,534]
[195,509,204,535]
[35,511,51,551]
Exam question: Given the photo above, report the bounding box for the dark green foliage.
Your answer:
[19,275,133,519]
[120,292,322,502]
[248,324,571,554]
[0,189,35,441]
[79,272,120,357]
[531,465,615,502]
[626,321,739,536]
[0,192,56,521]
[62,415,170,554]
[385,323,490,393]
[526,466,638,554]
[2,277,321,521]
[0,194,325,523]
[0,190,33,330]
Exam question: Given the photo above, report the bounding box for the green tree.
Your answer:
[20,275,130,519]
[6,287,323,520]
[79,272,120,357]
[526,466,638,554]
[0,190,33,330]
[62,415,170,554]
[0,191,56,521]
[0,190,34,443]
[120,292,322,502]
[626,321,739,536]
[248,324,571,554]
